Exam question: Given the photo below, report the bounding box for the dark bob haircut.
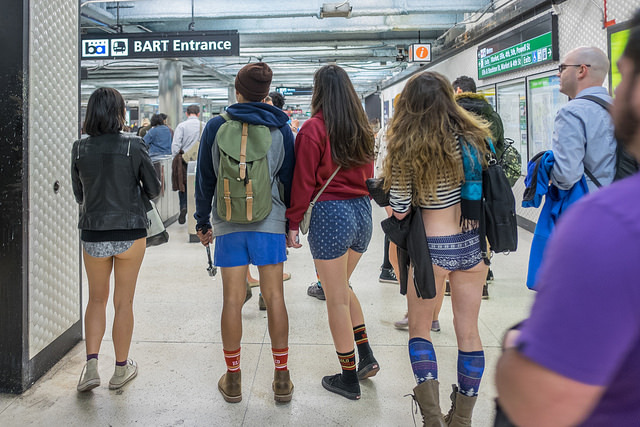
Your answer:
[151,113,165,127]
[268,91,285,109]
[83,87,126,136]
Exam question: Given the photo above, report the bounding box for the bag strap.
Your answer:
[574,95,610,188]
[311,166,341,204]
[239,122,248,180]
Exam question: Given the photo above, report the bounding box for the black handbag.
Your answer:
[366,177,390,207]
[483,153,518,253]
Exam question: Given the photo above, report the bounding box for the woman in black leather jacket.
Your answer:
[71,87,160,392]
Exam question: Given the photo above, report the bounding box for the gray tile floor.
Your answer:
[0,205,535,426]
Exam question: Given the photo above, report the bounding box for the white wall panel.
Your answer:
[28,0,80,357]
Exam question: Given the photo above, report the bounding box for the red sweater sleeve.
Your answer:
[286,114,373,230]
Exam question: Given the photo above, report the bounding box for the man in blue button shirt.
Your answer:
[551,47,617,192]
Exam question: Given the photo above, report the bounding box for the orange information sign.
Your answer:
[409,43,431,62]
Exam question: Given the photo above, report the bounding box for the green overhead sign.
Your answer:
[477,14,558,79]
[479,33,553,78]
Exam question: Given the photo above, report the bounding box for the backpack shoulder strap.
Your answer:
[575,94,611,113]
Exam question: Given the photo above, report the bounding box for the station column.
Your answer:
[0,0,81,393]
[159,59,183,130]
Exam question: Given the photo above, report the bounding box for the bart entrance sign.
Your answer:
[81,31,239,60]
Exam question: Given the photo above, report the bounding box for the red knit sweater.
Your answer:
[286,111,374,230]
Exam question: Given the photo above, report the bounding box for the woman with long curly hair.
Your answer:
[286,65,379,400]
[383,71,491,426]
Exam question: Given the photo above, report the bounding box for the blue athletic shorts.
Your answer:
[214,232,287,267]
[308,196,373,260]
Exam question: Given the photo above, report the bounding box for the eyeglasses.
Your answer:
[558,64,591,73]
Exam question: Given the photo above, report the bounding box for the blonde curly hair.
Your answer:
[383,71,491,203]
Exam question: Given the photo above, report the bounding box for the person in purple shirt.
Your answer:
[495,10,640,426]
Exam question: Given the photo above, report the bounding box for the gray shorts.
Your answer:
[82,240,135,258]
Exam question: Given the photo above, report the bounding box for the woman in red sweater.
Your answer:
[286,65,378,400]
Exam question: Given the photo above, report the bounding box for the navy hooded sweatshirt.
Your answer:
[195,102,295,236]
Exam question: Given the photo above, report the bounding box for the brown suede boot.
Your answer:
[444,385,477,427]
[272,369,294,402]
[412,380,446,427]
[218,370,242,403]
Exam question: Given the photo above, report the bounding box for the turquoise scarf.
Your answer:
[459,136,494,230]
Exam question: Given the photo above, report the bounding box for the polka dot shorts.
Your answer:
[307,196,372,260]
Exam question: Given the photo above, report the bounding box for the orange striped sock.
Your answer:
[337,350,358,383]
[223,347,241,372]
[272,347,289,371]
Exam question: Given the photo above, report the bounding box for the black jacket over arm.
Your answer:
[381,209,436,299]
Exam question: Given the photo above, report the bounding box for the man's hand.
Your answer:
[287,229,302,248]
[197,227,213,246]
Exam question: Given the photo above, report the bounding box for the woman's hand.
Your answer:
[287,229,302,248]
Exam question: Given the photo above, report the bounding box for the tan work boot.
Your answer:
[444,385,477,427]
[218,370,242,403]
[412,380,446,427]
[272,369,294,402]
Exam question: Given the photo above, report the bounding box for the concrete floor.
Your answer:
[0,205,535,426]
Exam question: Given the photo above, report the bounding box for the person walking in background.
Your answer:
[195,62,295,404]
[72,87,161,392]
[171,104,205,224]
[143,113,172,156]
[286,64,379,400]
[495,13,640,425]
[137,117,151,137]
[384,71,491,425]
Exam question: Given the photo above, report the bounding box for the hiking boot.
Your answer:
[379,267,398,284]
[259,294,267,311]
[394,313,409,330]
[445,280,451,296]
[307,282,325,301]
[431,320,441,332]
[77,359,100,392]
[218,370,242,403]
[357,353,380,380]
[411,379,447,427]
[482,283,489,300]
[178,208,187,224]
[444,385,477,427]
[273,369,294,402]
[108,359,138,390]
[321,373,360,400]
[486,269,494,282]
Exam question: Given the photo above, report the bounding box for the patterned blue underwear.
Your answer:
[426,229,482,271]
[82,240,135,258]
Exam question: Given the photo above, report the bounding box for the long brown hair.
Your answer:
[311,65,374,168]
[383,71,491,201]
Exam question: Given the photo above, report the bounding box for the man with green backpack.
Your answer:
[194,62,295,404]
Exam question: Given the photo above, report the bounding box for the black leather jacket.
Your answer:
[71,133,161,231]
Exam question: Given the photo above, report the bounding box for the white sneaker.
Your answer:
[77,359,100,392]
[394,314,409,330]
[109,359,138,390]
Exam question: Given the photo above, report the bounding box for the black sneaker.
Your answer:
[321,373,360,400]
[178,208,187,224]
[444,280,451,296]
[357,353,380,380]
[307,282,326,301]
[378,267,398,284]
[482,283,489,300]
[487,269,494,282]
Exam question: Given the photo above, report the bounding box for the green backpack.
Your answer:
[216,113,273,223]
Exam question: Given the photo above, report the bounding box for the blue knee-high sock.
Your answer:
[457,350,485,396]
[409,338,437,384]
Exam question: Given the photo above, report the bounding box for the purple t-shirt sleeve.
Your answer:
[515,198,640,386]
